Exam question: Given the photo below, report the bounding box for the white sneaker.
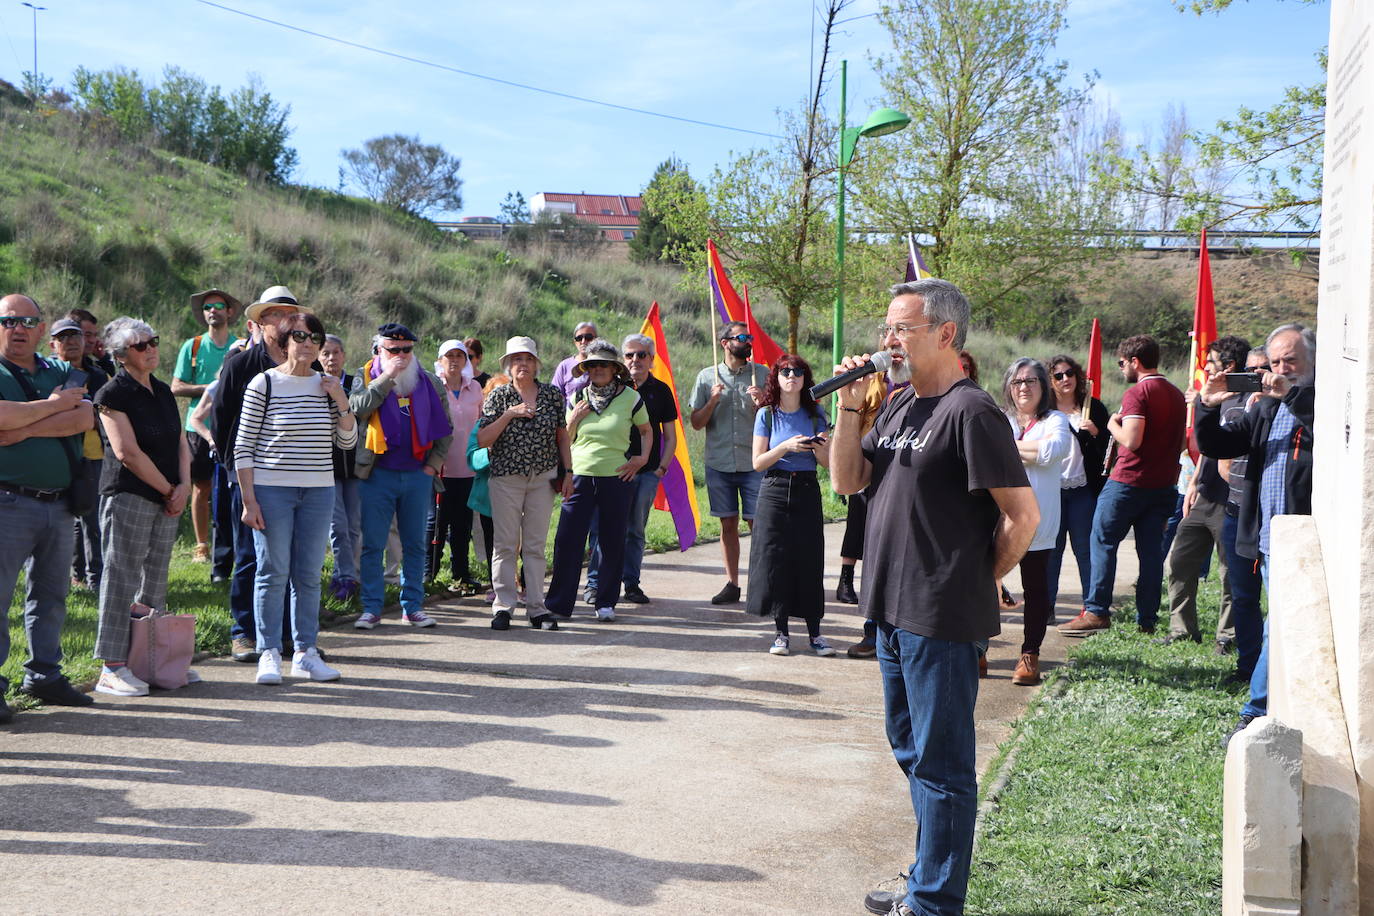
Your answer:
[256,648,282,685]
[595,607,615,621]
[769,635,790,656]
[186,669,202,684]
[291,647,340,681]
[95,666,149,697]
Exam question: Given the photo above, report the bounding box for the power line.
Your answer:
[192,0,784,140]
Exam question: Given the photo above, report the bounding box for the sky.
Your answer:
[0,0,1332,220]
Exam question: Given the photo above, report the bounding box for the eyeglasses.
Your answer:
[203,302,227,311]
[879,322,935,338]
[722,333,753,343]
[0,316,41,329]
[128,337,160,352]
[288,330,326,346]
[574,333,597,343]
[1248,364,1270,373]
[383,345,414,355]
[1051,370,1075,381]
[778,367,806,378]
[624,351,651,360]
[1009,378,1039,388]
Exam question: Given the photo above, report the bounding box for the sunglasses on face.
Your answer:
[128,337,160,352]
[778,367,805,378]
[383,345,414,355]
[1051,371,1075,381]
[0,316,41,329]
[574,333,596,343]
[289,330,326,346]
[623,351,650,360]
[203,302,227,311]
[722,334,753,343]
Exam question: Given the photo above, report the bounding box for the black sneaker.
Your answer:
[0,702,12,725]
[864,873,910,915]
[622,585,651,604]
[710,582,741,605]
[1220,713,1256,749]
[21,677,94,707]
[491,610,512,631]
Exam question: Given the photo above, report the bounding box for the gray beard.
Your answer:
[392,358,421,396]
[887,352,912,385]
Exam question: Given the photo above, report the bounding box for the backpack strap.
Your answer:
[189,333,204,372]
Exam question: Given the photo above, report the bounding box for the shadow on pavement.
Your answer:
[0,784,761,906]
[0,753,616,807]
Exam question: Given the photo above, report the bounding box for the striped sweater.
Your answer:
[233,369,357,487]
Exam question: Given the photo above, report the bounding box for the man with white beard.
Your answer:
[350,324,452,630]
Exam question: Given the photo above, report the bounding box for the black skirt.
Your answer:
[746,472,825,621]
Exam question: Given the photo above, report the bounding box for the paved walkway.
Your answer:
[0,522,1136,913]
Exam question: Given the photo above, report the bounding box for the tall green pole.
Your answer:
[832,60,848,382]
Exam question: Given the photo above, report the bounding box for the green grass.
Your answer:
[968,572,1241,915]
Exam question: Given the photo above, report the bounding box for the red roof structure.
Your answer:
[530,192,643,240]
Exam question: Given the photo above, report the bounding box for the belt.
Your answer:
[0,482,67,502]
[765,469,817,479]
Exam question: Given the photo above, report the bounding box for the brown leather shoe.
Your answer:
[1058,610,1110,637]
[978,653,988,678]
[1011,652,1040,685]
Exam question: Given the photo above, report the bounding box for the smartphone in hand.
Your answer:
[1223,372,1263,393]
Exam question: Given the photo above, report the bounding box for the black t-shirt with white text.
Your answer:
[860,379,1029,642]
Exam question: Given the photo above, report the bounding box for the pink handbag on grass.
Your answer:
[127,603,195,690]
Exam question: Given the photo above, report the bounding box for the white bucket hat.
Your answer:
[500,336,540,372]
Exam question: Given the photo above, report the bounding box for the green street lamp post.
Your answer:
[21,3,46,98]
[833,58,910,375]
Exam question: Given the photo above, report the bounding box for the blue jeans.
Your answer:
[210,462,236,579]
[228,482,257,641]
[877,621,979,915]
[330,477,362,582]
[547,475,634,614]
[587,471,660,592]
[1223,513,1264,679]
[1085,480,1177,629]
[0,491,75,687]
[704,467,762,520]
[250,485,334,652]
[1241,555,1271,720]
[359,467,432,616]
[1048,485,1097,609]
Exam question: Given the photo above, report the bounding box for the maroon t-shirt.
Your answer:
[1110,374,1186,489]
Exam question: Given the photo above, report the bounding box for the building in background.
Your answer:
[530,192,642,241]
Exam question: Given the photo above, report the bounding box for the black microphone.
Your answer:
[810,351,894,400]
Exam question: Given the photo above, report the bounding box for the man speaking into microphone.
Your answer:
[830,279,1038,916]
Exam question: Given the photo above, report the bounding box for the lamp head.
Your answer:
[859,108,911,139]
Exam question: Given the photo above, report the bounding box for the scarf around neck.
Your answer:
[584,380,621,414]
[362,356,451,461]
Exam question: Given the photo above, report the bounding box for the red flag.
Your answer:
[640,302,700,550]
[706,239,747,325]
[1086,318,1102,401]
[742,284,785,368]
[1186,228,1219,460]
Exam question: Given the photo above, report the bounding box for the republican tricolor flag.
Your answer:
[640,302,700,551]
[904,234,933,281]
[706,239,786,367]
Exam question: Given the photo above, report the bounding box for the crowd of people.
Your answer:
[0,274,1318,914]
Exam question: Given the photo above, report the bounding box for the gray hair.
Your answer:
[573,320,597,334]
[621,333,654,357]
[323,334,344,350]
[1247,346,1268,364]
[1266,322,1316,366]
[1001,358,1054,417]
[103,317,156,356]
[889,278,971,350]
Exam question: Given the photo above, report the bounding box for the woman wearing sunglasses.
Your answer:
[750,355,835,656]
[233,312,356,685]
[90,318,194,697]
[1001,358,1075,685]
[1045,354,1111,613]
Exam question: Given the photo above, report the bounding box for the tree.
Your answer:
[504,210,605,251]
[648,2,852,352]
[629,157,702,265]
[848,0,1123,331]
[341,134,464,217]
[500,191,530,223]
